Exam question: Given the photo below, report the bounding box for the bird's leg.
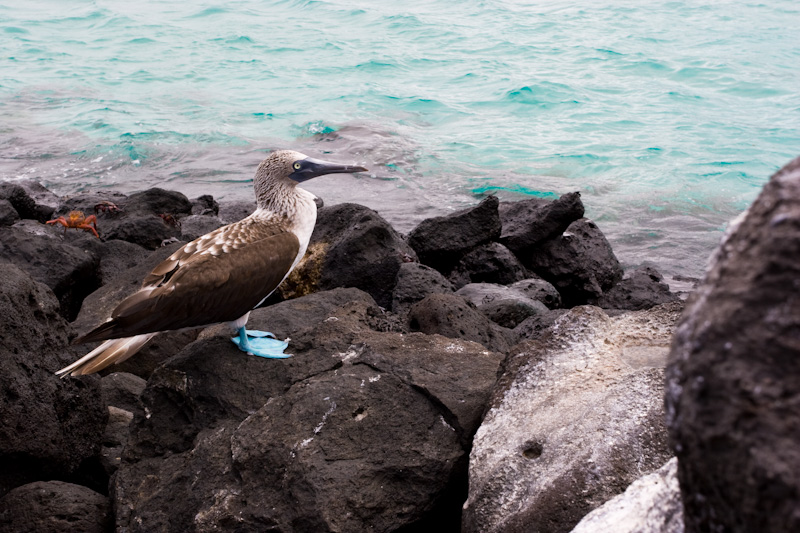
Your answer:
[231,326,291,359]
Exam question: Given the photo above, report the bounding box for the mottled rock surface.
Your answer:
[408,196,501,273]
[595,265,680,310]
[666,156,800,533]
[0,226,100,320]
[523,218,623,306]
[499,192,584,256]
[570,458,683,533]
[463,303,682,533]
[447,242,529,289]
[408,293,515,353]
[0,265,105,496]
[0,481,111,533]
[111,291,503,532]
[392,262,455,316]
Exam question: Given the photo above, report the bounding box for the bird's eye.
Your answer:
[293,162,302,170]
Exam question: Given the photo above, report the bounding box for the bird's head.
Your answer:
[257,150,368,186]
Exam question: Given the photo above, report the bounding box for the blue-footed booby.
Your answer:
[56,150,367,377]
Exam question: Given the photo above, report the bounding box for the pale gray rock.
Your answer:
[510,277,562,309]
[570,457,683,533]
[463,302,682,533]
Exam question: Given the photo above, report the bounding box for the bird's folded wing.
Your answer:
[74,230,300,343]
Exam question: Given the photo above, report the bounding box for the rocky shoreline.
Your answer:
[1,157,798,532]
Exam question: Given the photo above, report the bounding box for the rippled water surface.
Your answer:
[2,0,799,279]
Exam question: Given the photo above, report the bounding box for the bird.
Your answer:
[56,150,368,377]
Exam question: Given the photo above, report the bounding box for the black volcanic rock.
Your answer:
[594,265,680,311]
[666,156,800,533]
[408,196,502,273]
[0,199,19,226]
[499,192,584,256]
[0,226,100,320]
[0,265,106,496]
[523,218,623,307]
[448,242,529,289]
[392,262,455,315]
[111,291,502,532]
[407,293,515,353]
[276,203,417,309]
[0,182,37,221]
[0,481,111,533]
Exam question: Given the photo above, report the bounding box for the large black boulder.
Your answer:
[111,290,502,532]
[392,262,455,316]
[407,293,515,353]
[407,196,501,273]
[0,481,111,533]
[523,218,623,306]
[499,192,584,257]
[594,265,680,311]
[447,242,529,289]
[666,156,800,532]
[56,189,189,249]
[0,265,106,496]
[0,225,100,320]
[276,203,417,309]
[0,199,19,226]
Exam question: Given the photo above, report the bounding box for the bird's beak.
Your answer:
[289,157,368,183]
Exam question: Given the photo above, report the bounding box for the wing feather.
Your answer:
[75,228,300,343]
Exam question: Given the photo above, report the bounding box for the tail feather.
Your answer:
[56,333,157,377]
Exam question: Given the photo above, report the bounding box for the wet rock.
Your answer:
[448,242,529,289]
[510,277,562,308]
[570,457,683,533]
[666,156,800,533]
[407,293,515,353]
[178,214,225,242]
[0,265,105,496]
[463,303,682,533]
[594,265,680,310]
[514,308,570,340]
[0,481,111,533]
[190,194,219,216]
[0,199,19,226]
[523,218,623,307]
[0,226,100,320]
[499,192,585,257]
[408,196,502,273]
[455,282,549,329]
[277,203,416,308]
[392,262,455,315]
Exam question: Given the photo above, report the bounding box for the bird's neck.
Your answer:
[253,179,317,237]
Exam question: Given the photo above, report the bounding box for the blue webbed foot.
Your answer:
[231,328,291,359]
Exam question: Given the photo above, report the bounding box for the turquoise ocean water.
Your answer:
[2,0,799,280]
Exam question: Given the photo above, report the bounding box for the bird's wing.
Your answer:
[74,228,300,343]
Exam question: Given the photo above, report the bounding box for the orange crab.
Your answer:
[46,210,99,238]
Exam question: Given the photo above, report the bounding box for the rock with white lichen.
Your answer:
[462,302,682,533]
